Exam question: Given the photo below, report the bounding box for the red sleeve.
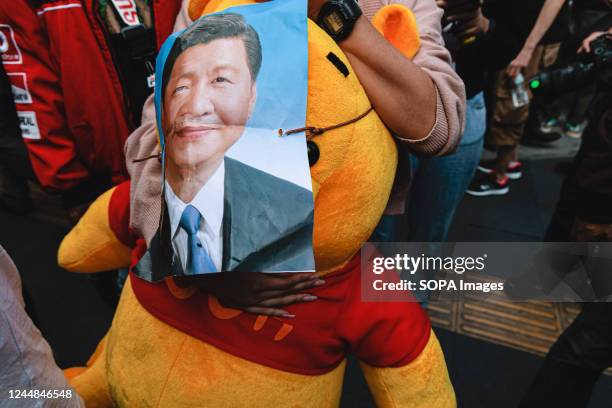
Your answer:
[0,0,89,191]
[335,266,431,368]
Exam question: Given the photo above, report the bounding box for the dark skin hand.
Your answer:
[436,0,490,41]
[198,0,438,316]
[175,272,325,318]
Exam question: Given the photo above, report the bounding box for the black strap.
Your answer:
[108,0,156,88]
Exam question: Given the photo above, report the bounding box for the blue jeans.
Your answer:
[371,92,486,243]
[407,92,486,242]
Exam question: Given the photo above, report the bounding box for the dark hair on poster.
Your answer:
[161,13,262,101]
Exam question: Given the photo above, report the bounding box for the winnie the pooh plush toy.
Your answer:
[58,0,455,406]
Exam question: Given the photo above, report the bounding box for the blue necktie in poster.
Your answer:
[133,0,314,281]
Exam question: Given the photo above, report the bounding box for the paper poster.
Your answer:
[133,0,314,281]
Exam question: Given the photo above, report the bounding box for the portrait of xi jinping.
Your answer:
[133,12,315,282]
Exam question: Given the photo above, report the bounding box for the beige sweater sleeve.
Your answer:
[361,0,466,157]
[125,0,192,242]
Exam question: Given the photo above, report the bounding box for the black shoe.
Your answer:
[521,130,562,147]
[477,160,523,180]
[466,173,510,197]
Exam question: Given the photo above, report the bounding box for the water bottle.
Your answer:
[510,73,530,108]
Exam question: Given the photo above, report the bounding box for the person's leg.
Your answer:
[520,302,612,407]
[522,199,612,406]
[0,60,36,214]
[370,214,404,242]
[489,67,527,179]
[494,145,516,179]
[469,47,545,196]
[468,70,523,195]
[370,152,412,243]
[0,167,33,215]
[565,84,598,138]
[572,219,612,299]
[545,92,598,243]
[407,92,486,242]
[0,116,35,215]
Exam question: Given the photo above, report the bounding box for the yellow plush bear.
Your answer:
[58,1,455,406]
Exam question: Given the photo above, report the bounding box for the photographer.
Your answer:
[544,29,612,242]
[520,30,612,407]
[527,1,612,141]
[562,0,611,138]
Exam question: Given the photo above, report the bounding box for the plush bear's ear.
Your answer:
[188,0,212,20]
[189,0,270,20]
[371,5,420,59]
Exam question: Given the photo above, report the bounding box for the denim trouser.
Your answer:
[371,92,486,243]
[407,92,486,242]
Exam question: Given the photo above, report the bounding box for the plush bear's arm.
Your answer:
[360,330,456,408]
[65,336,113,408]
[58,181,134,273]
[335,267,455,406]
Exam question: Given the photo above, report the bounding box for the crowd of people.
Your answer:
[0,0,611,406]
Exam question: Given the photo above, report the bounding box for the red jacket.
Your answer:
[0,0,181,191]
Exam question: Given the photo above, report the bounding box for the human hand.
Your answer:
[506,47,534,78]
[177,272,325,317]
[308,0,328,19]
[437,0,488,41]
[449,9,490,41]
[437,0,481,17]
[578,31,608,53]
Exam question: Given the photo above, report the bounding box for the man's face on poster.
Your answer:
[163,38,257,170]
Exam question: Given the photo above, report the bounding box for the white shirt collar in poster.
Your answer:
[165,160,224,272]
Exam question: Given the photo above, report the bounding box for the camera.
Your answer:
[528,34,612,96]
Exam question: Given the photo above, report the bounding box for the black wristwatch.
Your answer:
[316,0,362,43]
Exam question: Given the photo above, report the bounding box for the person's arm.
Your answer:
[579,29,612,53]
[310,0,465,155]
[338,16,437,141]
[506,0,566,77]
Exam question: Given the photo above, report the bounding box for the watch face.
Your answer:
[323,11,344,34]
